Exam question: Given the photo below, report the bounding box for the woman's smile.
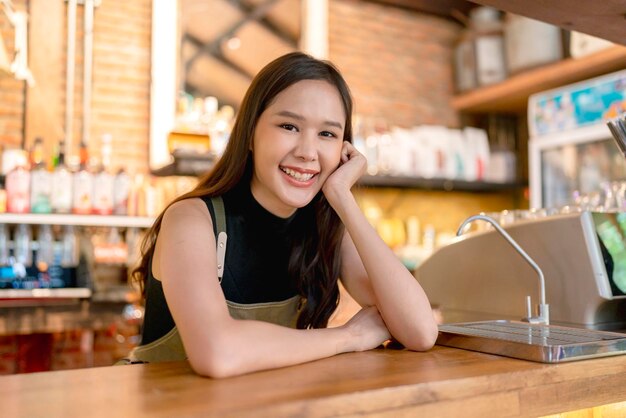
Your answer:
[279,165,319,186]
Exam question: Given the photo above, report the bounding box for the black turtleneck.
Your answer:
[141,181,299,345]
[205,181,299,303]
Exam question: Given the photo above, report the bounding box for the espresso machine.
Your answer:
[416,211,626,330]
[416,211,626,363]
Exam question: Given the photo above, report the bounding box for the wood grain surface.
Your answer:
[3,346,626,417]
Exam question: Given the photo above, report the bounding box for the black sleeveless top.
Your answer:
[141,182,300,345]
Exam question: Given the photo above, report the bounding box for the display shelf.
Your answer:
[358,175,523,192]
[451,46,626,113]
[0,288,92,299]
[0,213,155,228]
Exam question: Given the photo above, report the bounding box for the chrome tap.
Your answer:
[457,214,550,325]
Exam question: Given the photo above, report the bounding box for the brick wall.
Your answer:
[89,0,151,174]
[0,0,151,174]
[329,0,462,129]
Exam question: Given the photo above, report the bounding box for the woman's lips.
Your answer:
[279,166,318,187]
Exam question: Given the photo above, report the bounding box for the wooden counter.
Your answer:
[3,346,626,417]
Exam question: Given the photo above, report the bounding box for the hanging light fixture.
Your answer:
[0,0,35,86]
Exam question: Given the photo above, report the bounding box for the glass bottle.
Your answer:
[72,141,94,215]
[30,137,53,213]
[92,134,114,215]
[113,169,131,216]
[470,6,507,86]
[51,140,73,213]
[61,225,79,267]
[14,224,32,267]
[5,150,30,213]
[36,224,55,268]
[0,224,9,266]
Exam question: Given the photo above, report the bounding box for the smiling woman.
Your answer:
[125,52,438,378]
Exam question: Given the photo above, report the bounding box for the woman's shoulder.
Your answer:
[162,197,214,230]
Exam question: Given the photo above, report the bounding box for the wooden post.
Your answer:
[25,0,65,163]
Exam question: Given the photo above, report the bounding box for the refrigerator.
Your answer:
[528,69,626,209]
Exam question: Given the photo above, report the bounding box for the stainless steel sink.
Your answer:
[437,320,626,363]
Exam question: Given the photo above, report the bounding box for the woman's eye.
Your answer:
[319,131,337,139]
[279,123,298,132]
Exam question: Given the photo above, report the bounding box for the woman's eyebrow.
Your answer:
[276,110,304,121]
[275,110,343,129]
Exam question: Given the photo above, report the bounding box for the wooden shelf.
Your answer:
[0,213,154,228]
[0,288,92,300]
[358,175,523,192]
[452,46,626,113]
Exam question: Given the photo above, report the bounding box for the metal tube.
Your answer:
[457,214,549,324]
[82,0,94,148]
[65,0,77,158]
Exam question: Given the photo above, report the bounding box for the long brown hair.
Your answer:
[133,52,353,329]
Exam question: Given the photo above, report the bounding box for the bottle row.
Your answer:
[0,223,142,291]
[352,116,517,184]
[3,136,130,215]
[0,136,189,218]
[0,223,78,290]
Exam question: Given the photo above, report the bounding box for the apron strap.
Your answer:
[210,196,227,283]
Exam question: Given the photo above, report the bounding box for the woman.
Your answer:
[129,52,438,378]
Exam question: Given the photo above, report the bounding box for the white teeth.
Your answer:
[281,167,315,181]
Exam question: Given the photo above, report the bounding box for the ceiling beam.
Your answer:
[185,0,280,71]
[467,0,626,46]
[363,0,476,19]
[183,33,253,79]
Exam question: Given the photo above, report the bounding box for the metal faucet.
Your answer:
[457,214,550,325]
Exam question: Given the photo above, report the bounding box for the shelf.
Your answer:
[0,288,92,299]
[0,213,155,228]
[358,175,523,192]
[152,149,216,177]
[469,0,626,46]
[451,46,626,113]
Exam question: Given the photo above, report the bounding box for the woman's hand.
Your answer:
[341,306,391,352]
[322,141,367,207]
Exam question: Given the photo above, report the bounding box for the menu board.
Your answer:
[529,70,626,137]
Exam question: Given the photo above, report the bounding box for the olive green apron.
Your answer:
[121,196,302,364]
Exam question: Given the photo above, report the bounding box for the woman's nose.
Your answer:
[293,133,317,161]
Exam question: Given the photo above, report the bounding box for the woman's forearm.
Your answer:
[330,192,438,350]
[190,306,388,378]
[195,321,347,378]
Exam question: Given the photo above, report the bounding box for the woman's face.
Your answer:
[250,79,346,217]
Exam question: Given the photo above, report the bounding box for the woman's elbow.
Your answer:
[191,363,233,379]
[404,323,439,352]
[187,339,243,378]
[189,353,240,379]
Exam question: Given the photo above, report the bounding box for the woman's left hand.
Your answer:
[322,141,367,206]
